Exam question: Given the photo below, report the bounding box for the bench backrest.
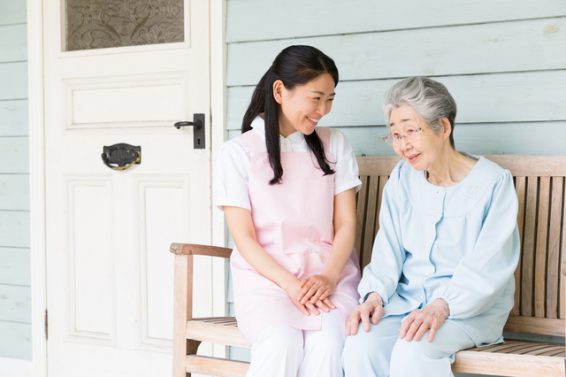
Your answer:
[355,155,566,338]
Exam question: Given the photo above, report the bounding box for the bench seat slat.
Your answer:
[186,355,248,377]
[452,349,565,377]
[186,318,250,348]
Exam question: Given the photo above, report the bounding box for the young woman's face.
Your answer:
[274,73,336,137]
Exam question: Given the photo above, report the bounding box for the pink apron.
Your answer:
[230,127,360,341]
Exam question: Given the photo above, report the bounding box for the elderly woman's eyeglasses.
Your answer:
[382,128,423,145]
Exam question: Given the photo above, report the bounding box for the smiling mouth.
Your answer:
[407,154,420,162]
[308,117,320,125]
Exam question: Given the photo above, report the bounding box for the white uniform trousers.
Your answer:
[246,310,345,377]
[342,315,475,377]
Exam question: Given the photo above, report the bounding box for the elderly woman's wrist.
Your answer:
[433,298,450,318]
[364,292,384,307]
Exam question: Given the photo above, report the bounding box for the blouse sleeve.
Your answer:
[330,129,362,195]
[434,170,520,319]
[213,140,251,211]
[357,162,406,305]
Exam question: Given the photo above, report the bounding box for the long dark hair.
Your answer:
[242,45,338,184]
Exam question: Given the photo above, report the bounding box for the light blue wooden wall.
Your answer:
[0,0,31,360]
[224,0,566,371]
[225,0,566,156]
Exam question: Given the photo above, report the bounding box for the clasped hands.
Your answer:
[285,274,337,316]
[346,293,449,342]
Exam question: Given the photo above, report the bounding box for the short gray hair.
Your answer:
[383,76,457,147]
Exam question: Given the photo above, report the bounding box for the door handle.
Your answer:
[174,113,205,149]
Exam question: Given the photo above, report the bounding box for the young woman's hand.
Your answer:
[399,298,449,342]
[298,274,337,307]
[284,278,321,316]
[345,292,384,336]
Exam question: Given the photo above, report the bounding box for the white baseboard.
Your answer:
[0,358,32,377]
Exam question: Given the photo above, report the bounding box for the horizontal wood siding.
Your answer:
[0,24,27,62]
[225,4,566,158]
[0,2,26,26]
[0,248,30,286]
[228,71,566,126]
[0,137,29,173]
[225,0,566,368]
[0,100,28,137]
[0,285,31,322]
[226,0,566,42]
[227,18,566,86]
[0,0,30,360]
[0,322,30,360]
[0,63,27,100]
[0,175,29,211]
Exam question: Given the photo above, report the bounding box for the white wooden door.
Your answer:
[43,1,213,376]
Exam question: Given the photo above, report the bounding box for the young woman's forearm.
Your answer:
[224,206,296,289]
[236,236,297,289]
[323,188,357,281]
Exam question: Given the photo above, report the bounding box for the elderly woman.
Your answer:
[342,76,520,377]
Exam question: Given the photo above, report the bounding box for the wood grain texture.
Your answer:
[453,347,564,376]
[170,243,231,258]
[513,176,526,317]
[173,254,192,377]
[361,177,379,265]
[546,177,563,319]
[186,318,250,347]
[504,316,565,337]
[534,177,550,318]
[354,175,369,264]
[185,355,248,377]
[520,177,537,316]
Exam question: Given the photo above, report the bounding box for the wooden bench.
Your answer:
[171,155,566,377]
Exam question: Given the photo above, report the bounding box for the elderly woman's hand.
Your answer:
[345,292,385,336]
[400,298,450,342]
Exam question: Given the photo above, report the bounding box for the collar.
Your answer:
[251,116,306,145]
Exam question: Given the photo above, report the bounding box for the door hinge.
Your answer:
[44,309,48,340]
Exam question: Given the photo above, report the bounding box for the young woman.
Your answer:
[214,45,361,377]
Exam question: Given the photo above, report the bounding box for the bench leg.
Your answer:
[185,339,202,377]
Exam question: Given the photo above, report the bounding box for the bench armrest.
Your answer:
[170,242,232,258]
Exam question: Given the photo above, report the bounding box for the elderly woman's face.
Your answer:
[388,104,444,171]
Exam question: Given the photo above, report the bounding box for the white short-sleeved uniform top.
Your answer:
[214,116,361,210]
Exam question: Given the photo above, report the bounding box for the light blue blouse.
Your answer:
[358,156,520,345]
